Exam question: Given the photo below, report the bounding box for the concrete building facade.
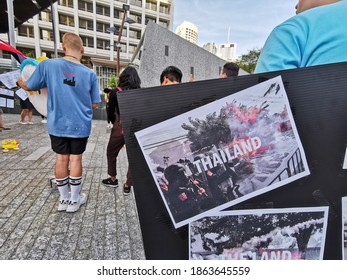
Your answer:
[131,22,247,88]
[219,42,237,62]
[175,20,198,45]
[202,42,217,55]
[0,0,174,90]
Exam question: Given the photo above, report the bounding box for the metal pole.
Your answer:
[51,2,58,58]
[116,10,127,77]
[6,0,17,69]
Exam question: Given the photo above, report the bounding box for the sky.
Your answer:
[173,0,298,58]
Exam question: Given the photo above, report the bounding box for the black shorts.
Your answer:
[50,135,88,155]
[20,98,35,110]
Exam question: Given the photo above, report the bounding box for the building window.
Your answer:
[59,14,75,26]
[96,4,110,17]
[79,18,93,31]
[97,39,111,50]
[129,12,142,24]
[114,9,125,20]
[129,29,141,40]
[128,44,137,55]
[114,28,127,37]
[59,0,73,8]
[119,43,126,53]
[0,51,11,59]
[81,35,94,48]
[95,65,116,93]
[130,0,142,8]
[41,51,55,59]
[40,29,54,41]
[159,3,170,14]
[18,25,34,38]
[145,0,157,12]
[111,42,127,53]
[78,1,93,12]
[145,16,156,25]
[96,22,108,33]
[18,47,35,58]
[39,10,52,22]
[165,45,169,56]
[158,20,168,28]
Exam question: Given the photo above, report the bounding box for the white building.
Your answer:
[219,43,237,62]
[0,0,174,90]
[175,21,198,45]
[202,42,217,55]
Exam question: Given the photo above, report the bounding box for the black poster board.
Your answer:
[118,62,347,260]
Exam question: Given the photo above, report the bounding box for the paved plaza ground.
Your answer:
[0,113,145,260]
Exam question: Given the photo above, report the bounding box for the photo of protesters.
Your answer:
[190,207,328,260]
[136,76,309,228]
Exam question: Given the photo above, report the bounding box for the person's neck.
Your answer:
[64,53,81,63]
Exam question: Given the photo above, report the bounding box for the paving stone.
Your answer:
[0,114,145,260]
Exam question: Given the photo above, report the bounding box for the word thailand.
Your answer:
[219,250,294,260]
[193,137,262,174]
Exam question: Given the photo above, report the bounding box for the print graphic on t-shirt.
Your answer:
[63,71,76,87]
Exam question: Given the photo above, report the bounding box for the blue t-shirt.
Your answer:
[26,58,100,138]
[255,1,347,73]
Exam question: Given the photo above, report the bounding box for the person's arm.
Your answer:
[90,74,100,110]
[16,77,31,91]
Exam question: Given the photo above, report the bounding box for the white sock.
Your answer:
[69,176,82,202]
[56,177,70,201]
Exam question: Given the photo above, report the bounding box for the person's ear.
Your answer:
[81,47,84,55]
[162,77,169,85]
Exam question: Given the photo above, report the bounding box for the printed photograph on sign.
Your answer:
[342,197,347,260]
[189,207,328,260]
[135,76,310,228]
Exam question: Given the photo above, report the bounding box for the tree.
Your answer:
[181,109,232,151]
[25,51,35,58]
[108,74,117,89]
[236,48,261,74]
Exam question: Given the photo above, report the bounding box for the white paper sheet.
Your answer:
[15,88,28,101]
[0,70,20,89]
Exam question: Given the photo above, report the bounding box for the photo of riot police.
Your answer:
[155,150,245,224]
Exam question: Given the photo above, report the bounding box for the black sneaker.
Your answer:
[123,184,131,195]
[102,178,119,188]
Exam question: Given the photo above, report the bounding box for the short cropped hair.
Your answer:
[160,66,183,84]
[223,62,240,77]
[62,32,83,51]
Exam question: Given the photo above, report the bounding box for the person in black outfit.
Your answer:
[102,66,141,195]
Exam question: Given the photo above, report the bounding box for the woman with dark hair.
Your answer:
[102,66,141,195]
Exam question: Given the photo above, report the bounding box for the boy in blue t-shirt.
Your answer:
[17,32,100,213]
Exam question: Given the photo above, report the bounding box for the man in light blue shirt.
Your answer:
[255,0,347,73]
[17,32,100,213]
